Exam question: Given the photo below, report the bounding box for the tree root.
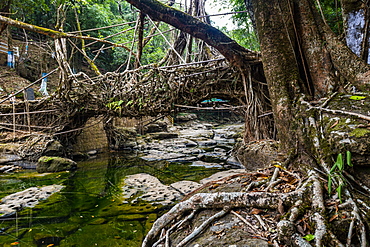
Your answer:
[142,168,370,247]
[176,207,230,247]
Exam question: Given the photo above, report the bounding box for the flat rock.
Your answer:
[140,151,188,162]
[179,128,215,139]
[122,173,201,205]
[191,161,223,169]
[170,181,202,195]
[197,139,218,146]
[200,169,246,184]
[0,185,64,217]
[151,132,179,140]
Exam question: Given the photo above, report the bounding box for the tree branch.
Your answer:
[0,15,135,55]
[124,0,260,67]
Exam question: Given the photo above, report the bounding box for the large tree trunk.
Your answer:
[251,0,302,151]
[251,0,370,152]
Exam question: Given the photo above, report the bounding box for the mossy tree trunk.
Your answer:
[251,0,370,157]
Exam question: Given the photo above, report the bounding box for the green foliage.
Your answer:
[106,100,123,111]
[9,0,170,71]
[349,95,366,100]
[328,151,353,203]
[317,0,343,35]
[221,27,259,51]
[303,234,315,242]
[210,0,260,51]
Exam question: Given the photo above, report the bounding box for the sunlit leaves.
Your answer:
[303,234,315,242]
[349,95,366,100]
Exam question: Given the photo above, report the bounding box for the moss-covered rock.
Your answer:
[321,93,370,166]
[37,156,77,173]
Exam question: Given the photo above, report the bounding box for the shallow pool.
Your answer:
[0,151,224,246]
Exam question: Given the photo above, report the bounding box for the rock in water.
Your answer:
[37,156,77,173]
[0,185,64,217]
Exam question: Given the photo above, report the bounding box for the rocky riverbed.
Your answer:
[117,115,247,206]
[0,113,253,246]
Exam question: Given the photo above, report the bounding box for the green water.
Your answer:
[0,152,224,247]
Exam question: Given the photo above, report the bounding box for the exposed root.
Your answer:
[142,167,370,247]
[176,207,230,247]
[230,210,258,234]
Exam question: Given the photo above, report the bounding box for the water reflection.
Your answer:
[0,151,224,246]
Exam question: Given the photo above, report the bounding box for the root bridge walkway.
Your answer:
[0,58,246,139]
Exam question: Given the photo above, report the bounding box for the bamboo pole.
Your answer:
[174,104,246,110]
[0,109,58,116]
[0,15,135,54]
[147,16,186,64]
[23,90,31,133]
[67,20,137,34]
[0,122,54,129]
[12,100,15,139]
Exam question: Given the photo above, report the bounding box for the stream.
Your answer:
[0,120,244,246]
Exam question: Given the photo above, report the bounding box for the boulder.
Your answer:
[236,140,282,170]
[175,113,198,122]
[37,156,77,173]
[43,140,64,156]
[122,173,201,205]
[144,122,168,133]
[151,132,179,140]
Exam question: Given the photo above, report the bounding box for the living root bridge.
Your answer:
[142,169,368,247]
[63,58,247,117]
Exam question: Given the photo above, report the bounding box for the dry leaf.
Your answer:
[278,200,284,215]
[210,183,220,190]
[329,214,338,222]
[274,164,285,170]
[297,224,305,235]
[250,208,263,215]
[257,176,268,181]
[330,120,339,128]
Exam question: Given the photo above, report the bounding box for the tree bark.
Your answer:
[251,0,301,151]
[251,0,370,152]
